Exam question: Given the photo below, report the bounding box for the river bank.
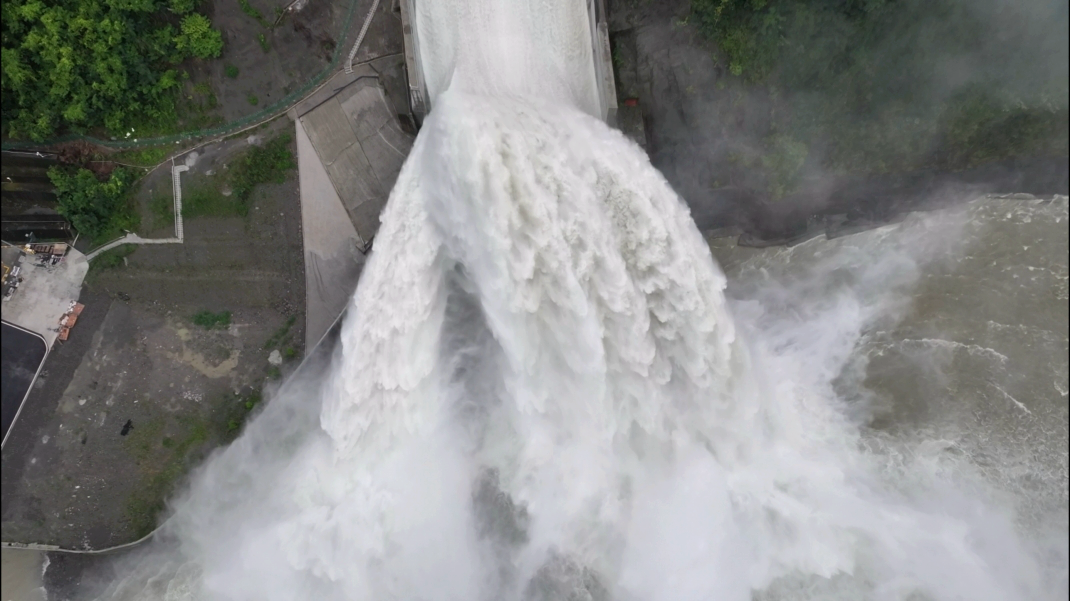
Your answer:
[606,0,1068,244]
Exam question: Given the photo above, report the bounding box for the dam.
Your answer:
[12,1,1065,599]
[401,0,617,125]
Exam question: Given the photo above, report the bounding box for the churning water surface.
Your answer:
[89,1,1067,599]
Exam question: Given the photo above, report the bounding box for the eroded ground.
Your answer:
[1,123,306,549]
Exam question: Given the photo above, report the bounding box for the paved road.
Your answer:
[1,322,47,448]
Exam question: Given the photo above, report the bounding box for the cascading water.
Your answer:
[90,2,1067,599]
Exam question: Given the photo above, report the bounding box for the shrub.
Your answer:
[239,0,269,27]
[692,0,783,80]
[229,134,296,201]
[169,0,197,14]
[192,310,232,330]
[263,315,297,349]
[49,167,138,243]
[177,13,224,60]
[181,134,296,220]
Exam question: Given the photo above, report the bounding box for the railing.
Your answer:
[345,0,383,74]
[85,162,187,261]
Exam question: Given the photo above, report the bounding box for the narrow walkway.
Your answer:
[344,0,381,74]
[85,164,187,261]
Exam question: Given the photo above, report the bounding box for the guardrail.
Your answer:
[85,162,187,261]
[345,0,382,74]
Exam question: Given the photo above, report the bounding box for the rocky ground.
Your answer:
[166,0,403,134]
[1,119,306,549]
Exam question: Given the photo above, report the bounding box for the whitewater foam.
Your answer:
[87,1,1066,598]
[90,90,1066,601]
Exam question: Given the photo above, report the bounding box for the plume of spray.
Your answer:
[89,2,1063,599]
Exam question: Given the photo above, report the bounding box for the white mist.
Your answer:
[92,2,1067,600]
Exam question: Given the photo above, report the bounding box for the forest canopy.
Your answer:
[1,0,223,141]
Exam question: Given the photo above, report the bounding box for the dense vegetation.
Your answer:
[1,0,223,141]
[692,0,1069,194]
[48,165,139,243]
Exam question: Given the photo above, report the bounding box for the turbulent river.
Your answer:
[87,2,1067,600]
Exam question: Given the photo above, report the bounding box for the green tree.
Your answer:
[176,13,223,59]
[48,166,138,242]
[1,0,223,141]
[169,0,196,14]
[692,0,784,79]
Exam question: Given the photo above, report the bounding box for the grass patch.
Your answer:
[225,64,240,78]
[90,244,137,272]
[257,32,270,52]
[123,415,211,538]
[192,310,232,330]
[148,192,174,230]
[283,346,297,360]
[230,134,296,201]
[113,147,170,167]
[240,0,270,27]
[266,365,282,380]
[223,389,263,437]
[263,315,297,350]
[181,184,240,218]
[181,133,296,220]
[247,93,259,106]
